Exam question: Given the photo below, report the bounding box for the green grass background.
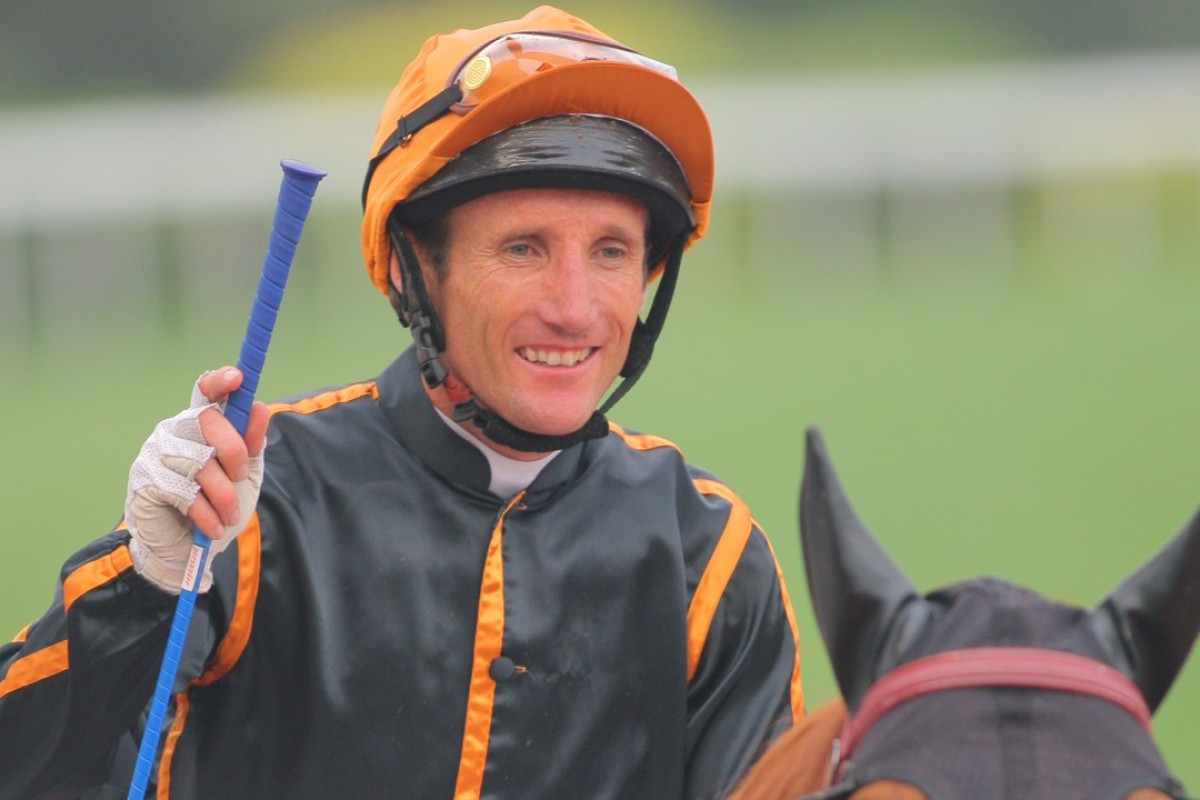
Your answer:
[3,181,1199,783]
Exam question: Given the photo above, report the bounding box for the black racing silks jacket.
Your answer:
[0,347,804,800]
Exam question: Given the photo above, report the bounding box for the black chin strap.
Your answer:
[601,237,683,415]
[387,219,686,453]
[388,228,447,390]
[470,408,612,452]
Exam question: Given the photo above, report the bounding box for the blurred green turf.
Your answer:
[2,207,1198,782]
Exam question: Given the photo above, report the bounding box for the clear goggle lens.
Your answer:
[447,32,679,112]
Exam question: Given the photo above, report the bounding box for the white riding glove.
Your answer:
[125,375,264,593]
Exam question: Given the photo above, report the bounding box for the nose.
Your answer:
[538,250,595,334]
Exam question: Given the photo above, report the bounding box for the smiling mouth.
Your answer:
[519,347,594,367]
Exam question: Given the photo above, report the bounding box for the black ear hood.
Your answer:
[1090,501,1200,712]
[800,425,1200,716]
[799,427,932,709]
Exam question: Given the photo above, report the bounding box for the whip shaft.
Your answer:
[127,159,325,800]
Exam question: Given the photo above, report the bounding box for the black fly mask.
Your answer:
[799,427,1200,800]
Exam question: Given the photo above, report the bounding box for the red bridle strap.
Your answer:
[839,646,1152,763]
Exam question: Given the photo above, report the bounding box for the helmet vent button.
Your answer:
[462,55,492,91]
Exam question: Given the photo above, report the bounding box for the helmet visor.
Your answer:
[448,32,679,113]
[363,31,684,207]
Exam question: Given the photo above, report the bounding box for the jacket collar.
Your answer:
[376,346,590,501]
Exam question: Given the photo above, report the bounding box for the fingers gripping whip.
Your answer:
[127,159,325,800]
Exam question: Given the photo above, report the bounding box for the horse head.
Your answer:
[793,426,1200,800]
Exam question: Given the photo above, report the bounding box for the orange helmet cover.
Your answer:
[360,5,714,294]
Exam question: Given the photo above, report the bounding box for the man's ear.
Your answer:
[389,249,404,291]
[393,233,440,285]
[387,249,405,314]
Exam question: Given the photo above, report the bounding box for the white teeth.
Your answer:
[521,347,590,367]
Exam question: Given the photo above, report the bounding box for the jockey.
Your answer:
[0,7,804,799]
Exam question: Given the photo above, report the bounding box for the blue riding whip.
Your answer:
[126,159,326,800]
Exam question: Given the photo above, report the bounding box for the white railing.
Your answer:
[2,50,1198,339]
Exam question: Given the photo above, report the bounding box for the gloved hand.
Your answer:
[125,367,269,594]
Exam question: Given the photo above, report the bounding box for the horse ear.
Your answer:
[800,427,927,710]
[1090,503,1200,713]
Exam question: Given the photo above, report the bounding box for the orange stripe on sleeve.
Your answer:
[141,382,372,783]
[63,545,134,612]
[194,513,262,686]
[157,689,191,800]
[269,382,379,416]
[608,421,682,454]
[134,384,377,788]
[151,514,263,788]
[686,479,754,682]
[686,479,805,720]
[613,424,804,718]
[0,641,69,699]
[759,530,806,723]
[453,492,522,800]
[2,544,161,701]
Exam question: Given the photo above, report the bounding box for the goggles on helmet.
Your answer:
[362,31,680,205]
[449,32,677,111]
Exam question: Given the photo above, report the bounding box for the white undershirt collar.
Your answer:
[435,408,560,498]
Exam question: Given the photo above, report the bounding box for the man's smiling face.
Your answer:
[409,186,649,454]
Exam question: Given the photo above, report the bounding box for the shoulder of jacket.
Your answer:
[606,420,685,456]
[605,421,746,507]
[267,380,380,419]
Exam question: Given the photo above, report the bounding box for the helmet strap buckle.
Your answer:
[388,223,447,389]
[361,84,464,207]
[442,374,480,422]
